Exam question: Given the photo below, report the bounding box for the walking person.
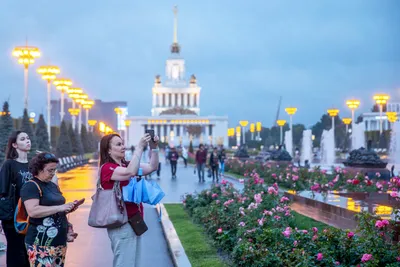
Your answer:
[209,147,219,183]
[218,148,227,177]
[195,144,207,182]
[164,146,170,165]
[21,153,79,266]
[168,147,179,178]
[99,133,159,267]
[181,146,188,168]
[0,131,32,267]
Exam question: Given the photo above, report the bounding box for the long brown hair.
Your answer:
[99,134,127,166]
[5,131,25,160]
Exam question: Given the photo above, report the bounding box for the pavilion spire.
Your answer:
[171,5,180,54]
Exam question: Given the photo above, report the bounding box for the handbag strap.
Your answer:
[96,164,106,190]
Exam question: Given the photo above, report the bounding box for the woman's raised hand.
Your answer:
[138,134,152,150]
[149,136,159,149]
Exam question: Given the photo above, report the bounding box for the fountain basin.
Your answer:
[285,190,400,241]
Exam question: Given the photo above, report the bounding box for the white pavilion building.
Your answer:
[126,7,228,148]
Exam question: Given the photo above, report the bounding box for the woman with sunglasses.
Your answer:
[20,152,79,266]
[0,131,33,267]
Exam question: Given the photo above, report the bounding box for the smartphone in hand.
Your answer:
[74,198,85,207]
[145,129,155,142]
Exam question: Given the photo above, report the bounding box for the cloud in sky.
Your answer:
[0,0,399,127]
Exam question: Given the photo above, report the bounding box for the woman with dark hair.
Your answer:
[99,133,159,266]
[21,152,78,266]
[0,131,32,267]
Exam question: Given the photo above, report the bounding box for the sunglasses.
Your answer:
[43,153,56,159]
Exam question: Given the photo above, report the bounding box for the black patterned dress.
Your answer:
[20,178,68,267]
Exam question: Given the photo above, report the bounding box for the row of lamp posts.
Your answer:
[227,121,262,146]
[12,44,96,144]
[273,93,393,155]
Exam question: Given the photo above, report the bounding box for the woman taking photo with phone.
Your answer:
[99,133,159,266]
[0,131,32,267]
[21,152,79,266]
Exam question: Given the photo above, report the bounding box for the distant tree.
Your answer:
[356,115,363,123]
[35,114,50,152]
[20,109,37,160]
[56,120,72,157]
[68,123,84,155]
[0,101,14,164]
[80,125,91,153]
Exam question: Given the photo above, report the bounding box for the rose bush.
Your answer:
[183,174,400,266]
[225,159,400,194]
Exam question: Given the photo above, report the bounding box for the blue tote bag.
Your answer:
[123,178,165,205]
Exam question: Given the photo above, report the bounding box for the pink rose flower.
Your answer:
[335,261,340,266]
[312,227,318,234]
[282,227,292,238]
[217,228,223,234]
[293,240,298,246]
[280,196,290,203]
[212,193,218,198]
[390,191,399,198]
[216,200,220,204]
[238,222,246,227]
[254,193,263,204]
[347,232,354,238]
[361,254,372,263]
[316,253,323,261]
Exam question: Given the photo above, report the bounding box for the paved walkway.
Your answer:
[0,159,241,266]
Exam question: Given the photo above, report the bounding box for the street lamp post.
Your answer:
[276,120,286,145]
[114,107,123,136]
[373,94,390,134]
[256,122,262,141]
[68,108,80,127]
[88,120,97,132]
[250,123,255,141]
[82,100,94,130]
[346,100,360,149]
[37,65,60,144]
[342,118,352,134]
[239,120,249,145]
[12,45,41,110]
[53,78,72,122]
[327,109,339,149]
[74,94,88,133]
[236,126,241,147]
[67,88,83,130]
[124,120,131,146]
[285,107,297,155]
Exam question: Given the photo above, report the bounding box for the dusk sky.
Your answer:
[0,0,399,128]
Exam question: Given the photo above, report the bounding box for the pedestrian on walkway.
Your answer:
[0,131,32,267]
[165,146,170,165]
[99,133,159,267]
[218,148,227,177]
[21,153,79,266]
[195,144,207,182]
[181,146,188,168]
[209,147,219,182]
[168,146,179,178]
